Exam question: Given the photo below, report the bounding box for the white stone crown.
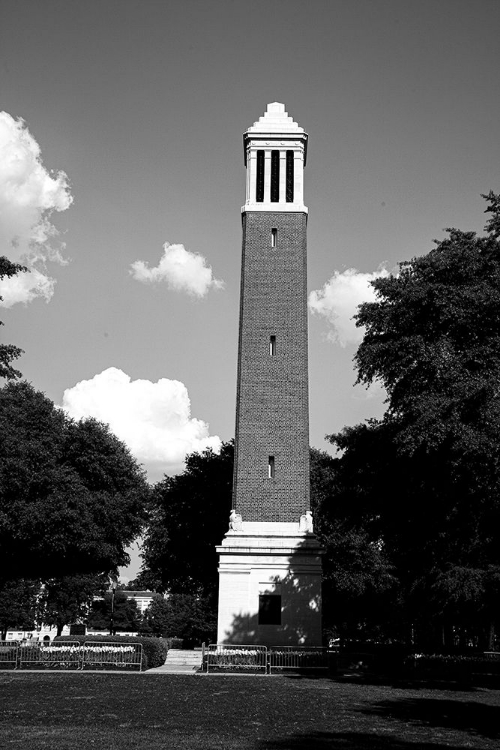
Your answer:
[247,102,305,134]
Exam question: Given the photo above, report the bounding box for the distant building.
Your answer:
[120,590,156,615]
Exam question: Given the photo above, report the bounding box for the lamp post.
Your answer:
[109,581,117,636]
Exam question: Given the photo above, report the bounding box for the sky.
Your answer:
[1,0,499,578]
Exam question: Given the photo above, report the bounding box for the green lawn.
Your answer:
[0,672,499,749]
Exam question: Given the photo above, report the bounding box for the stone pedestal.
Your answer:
[216,521,323,646]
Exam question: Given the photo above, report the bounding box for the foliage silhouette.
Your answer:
[0,381,149,584]
[324,192,500,649]
[0,257,26,380]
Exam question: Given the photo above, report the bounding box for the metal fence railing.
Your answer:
[18,641,82,669]
[0,641,21,669]
[0,641,143,671]
[82,642,143,671]
[268,646,330,673]
[484,652,500,661]
[206,644,268,673]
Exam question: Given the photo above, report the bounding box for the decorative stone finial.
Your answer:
[229,509,243,531]
[299,510,314,533]
[247,102,305,134]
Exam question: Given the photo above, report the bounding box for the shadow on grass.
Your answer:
[259,732,472,749]
[363,697,500,741]
[282,671,488,693]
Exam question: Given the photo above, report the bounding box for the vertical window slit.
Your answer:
[271,150,280,202]
[256,150,264,202]
[271,228,277,247]
[286,150,294,202]
[268,456,275,479]
[269,335,276,356]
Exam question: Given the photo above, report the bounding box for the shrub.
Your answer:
[55,635,168,670]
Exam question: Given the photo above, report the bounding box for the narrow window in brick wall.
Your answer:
[269,335,276,356]
[271,150,280,202]
[271,228,277,247]
[268,455,275,479]
[256,150,264,202]
[258,594,281,625]
[286,150,294,202]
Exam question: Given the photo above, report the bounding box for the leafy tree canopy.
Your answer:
[0,381,149,583]
[0,579,39,639]
[141,593,216,645]
[0,257,26,380]
[327,192,500,647]
[39,574,109,636]
[310,448,397,642]
[140,441,234,599]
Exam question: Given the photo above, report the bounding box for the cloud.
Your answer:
[309,267,390,346]
[62,367,222,482]
[0,111,73,306]
[130,242,224,298]
[0,266,55,307]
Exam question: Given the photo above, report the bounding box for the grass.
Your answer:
[0,672,499,749]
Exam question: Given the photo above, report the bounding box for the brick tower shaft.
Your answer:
[216,103,322,646]
[233,211,310,522]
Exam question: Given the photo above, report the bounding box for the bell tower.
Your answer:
[216,103,323,646]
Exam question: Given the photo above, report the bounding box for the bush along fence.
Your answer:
[205,644,334,674]
[0,640,144,671]
[405,653,500,686]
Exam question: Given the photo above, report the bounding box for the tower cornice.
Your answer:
[243,132,308,167]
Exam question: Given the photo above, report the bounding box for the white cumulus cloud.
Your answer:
[0,111,73,306]
[130,242,224,298]
[62,367,222,482]
[308,267,390,346]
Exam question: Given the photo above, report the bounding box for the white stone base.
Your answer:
[216,522,323,646]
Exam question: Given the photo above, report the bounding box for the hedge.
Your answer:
[55,635,168,670]
[407,654,500,675]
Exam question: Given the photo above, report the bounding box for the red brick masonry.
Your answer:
[233,211,310,522]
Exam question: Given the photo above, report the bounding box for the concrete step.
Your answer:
[165,649,203,667]
[145,649,203,674]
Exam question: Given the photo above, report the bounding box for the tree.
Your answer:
[0,381,149,584]
[310,448,397,644]
[141,441,234,599]
[0,579,39,640]
[0,258,26,380]
[87,590,140,633]
[327,192,500,649]
[126,571,162,591]
[141,593,216,645]
[38,574,109,636]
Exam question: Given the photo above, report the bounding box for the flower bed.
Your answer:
[205,645,267,673]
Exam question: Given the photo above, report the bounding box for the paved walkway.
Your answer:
[146,649,203,674]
